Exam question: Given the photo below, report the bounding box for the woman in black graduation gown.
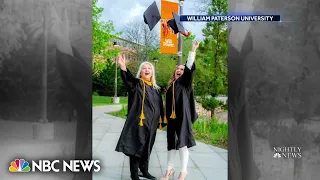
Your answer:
[115,54,165,180]
[43,5,91,180]
[160,41,200,180]
[228,25,261,180]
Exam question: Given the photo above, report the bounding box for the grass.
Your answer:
[92,95,128,106]
[192,118,228,149]
[108,104,128,119]
[105,105,228,149]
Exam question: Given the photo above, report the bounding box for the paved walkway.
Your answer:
[92,106,228,180]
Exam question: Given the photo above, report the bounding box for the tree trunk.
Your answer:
[293,157,303,180]
[211,109,215,118]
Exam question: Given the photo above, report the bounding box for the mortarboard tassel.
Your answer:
[139,111,145,126]
[140,111,145,119]
[163,116,167,123]
[139,118,144,126]
[158,116,163,130]
[170,111,176,119]
[181,31,191,38]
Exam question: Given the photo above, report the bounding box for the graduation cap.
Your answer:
[167,12,191,37]
[143,1,161,31]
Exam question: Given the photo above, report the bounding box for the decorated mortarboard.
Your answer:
[167,12,191,37]
[143,1,161,31]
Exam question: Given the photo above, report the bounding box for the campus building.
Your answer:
[111,36,144,62]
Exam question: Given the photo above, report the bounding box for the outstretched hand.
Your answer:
[49,4,70,43]
[192,40,200,52]
[48,3,73,56]
[117,54,127,70]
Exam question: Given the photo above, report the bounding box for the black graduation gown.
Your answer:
[228,29,260,180]
[165,62,198,151]
[115,69,164,160]
[55,47,92,159]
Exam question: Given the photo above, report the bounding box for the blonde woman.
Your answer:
[160,41,200,180]
[115,54,165,180]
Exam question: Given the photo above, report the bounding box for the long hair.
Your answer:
[136,61,159,89]
[166,65,185,91]
[167,70,176,88]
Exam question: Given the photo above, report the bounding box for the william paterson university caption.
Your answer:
[180,15,281,22]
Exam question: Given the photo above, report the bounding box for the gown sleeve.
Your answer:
[180,51,196,87]
[120,68,140,91]
[55,46,91,101]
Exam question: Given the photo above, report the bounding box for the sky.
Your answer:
[97,0,209,41]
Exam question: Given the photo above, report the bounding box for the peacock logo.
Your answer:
[273,153,282,158]
[9,159,31,172]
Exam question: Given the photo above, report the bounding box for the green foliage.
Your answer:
[92,0,125,95]
[201,98,224,114]
[92,0,121,74]
[200,97,223,117]
[92,63,127,97]
[222,99,228,111]
[182,34,196,64]
[155,55,177,88]
[194,0,228,97]
[193,118,228,149]
[107,104,128,119]
[92,95,128,106]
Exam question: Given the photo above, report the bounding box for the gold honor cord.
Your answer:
[170,81,176,119]
[138,80,147,126]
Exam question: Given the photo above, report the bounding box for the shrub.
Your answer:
[192,118,228,149]
[201,97,224,117]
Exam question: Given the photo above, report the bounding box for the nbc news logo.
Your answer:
[273,147,302,159]
[9,158,101,173]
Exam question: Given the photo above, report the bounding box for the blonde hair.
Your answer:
[136,61,160,89]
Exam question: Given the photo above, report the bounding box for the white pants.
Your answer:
[167,146,189,172]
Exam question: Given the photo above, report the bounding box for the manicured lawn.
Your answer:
[105,106,228,149]
[92,95,128,106]
[108,104,128,119]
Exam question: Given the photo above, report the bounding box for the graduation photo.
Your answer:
[92,0,228,179]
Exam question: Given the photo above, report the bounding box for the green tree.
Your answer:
[155,54,177,88]
[182,34,196,64]
[201,98,224,117]
[194,0,228,97]
[92,0,121,74]
[92,63,126,96]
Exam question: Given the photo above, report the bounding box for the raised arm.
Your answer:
[117,54,139,90]
[49,3,73,57]
[180,41,200,87]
